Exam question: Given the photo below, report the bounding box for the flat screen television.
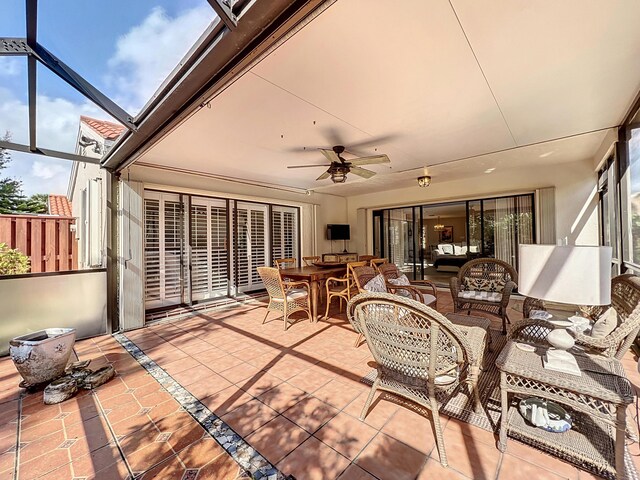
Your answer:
[327,224,350,241]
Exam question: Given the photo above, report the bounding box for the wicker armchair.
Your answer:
[346,292,487,467]
[323,261,366,319]
[257,267,311,331]
[378,263,437,309]
[450,258,517,334]
[509,274,640,359]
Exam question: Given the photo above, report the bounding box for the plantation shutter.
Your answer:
[271,206,299,264]
[190,197,228,300]
[144,191,183,308]
[236,202,268,292]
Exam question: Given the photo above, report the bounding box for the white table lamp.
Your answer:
[518,245,612,373]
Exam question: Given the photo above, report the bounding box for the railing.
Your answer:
[0,214,78,273]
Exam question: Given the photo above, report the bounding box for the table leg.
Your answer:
[311,280,319,322]
[615,405,626,478]
[498,372,508,452]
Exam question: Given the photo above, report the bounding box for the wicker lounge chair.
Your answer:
[257,266,311,330]
[346,292,487,467]
[509,274,640,359]
[450,258,517,334]
[378,262,437,309]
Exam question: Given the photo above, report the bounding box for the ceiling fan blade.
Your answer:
[316,171,331,181]
[347,133,398,151]
[319,149,340,163]
[349,167,376,179]
[350,154,390,166]
[287,164,331,169]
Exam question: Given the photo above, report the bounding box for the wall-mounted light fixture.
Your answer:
[417,175,431,187]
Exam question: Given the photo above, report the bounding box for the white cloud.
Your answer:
[31,160,68,180]
[0,57,20,77]
[106,5,214,114]
[0,87,106,196]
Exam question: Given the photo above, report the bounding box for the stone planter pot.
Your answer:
[10,328,76,387]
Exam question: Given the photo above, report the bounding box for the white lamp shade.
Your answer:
[518,245,612,305]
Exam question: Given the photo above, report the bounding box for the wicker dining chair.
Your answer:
[378,263,438,309]
[510,274,640,359]
[274,258,297,269]
[370,258,388,271]
[450,258,517,334]
[257,267,312,331]
[323,261,366,319]
[302,256,320,266]
[359,254,376,263]
[346,292,486,467]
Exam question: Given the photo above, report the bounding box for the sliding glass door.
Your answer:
[373,193,535,282]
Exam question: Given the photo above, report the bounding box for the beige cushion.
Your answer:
[273,288,308,302]
[388,274,412,297]
[458,290,501,302]
[591,307,618,338]
[422,293,437,306]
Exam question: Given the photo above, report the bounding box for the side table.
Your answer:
[496,340,633,479]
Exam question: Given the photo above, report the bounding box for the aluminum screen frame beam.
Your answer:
[101,0,327,172]
[0,140,102,165]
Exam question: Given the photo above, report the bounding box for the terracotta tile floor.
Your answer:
[1,291,639,479]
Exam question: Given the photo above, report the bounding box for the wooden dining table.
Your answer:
[279,265,347,322]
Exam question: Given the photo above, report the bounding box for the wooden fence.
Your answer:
[0,214,78,273]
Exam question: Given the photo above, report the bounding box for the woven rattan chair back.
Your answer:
[606,274,640,358]
[359,255,376,263]
[346,292,476,467]
[370,258,389,272]
[302,256,320,266]
[274,258,296,269]
[257,267,286,300]
[522,297,546,319]
[378,262,401,280]
[457,257,517,285]
[352,265,379,293]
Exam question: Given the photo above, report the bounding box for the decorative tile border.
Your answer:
[114,333,287,480]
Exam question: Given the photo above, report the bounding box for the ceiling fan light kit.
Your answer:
[417,175,431,187]
[287,144,390,183]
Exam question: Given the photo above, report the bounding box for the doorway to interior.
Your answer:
[373,193,535,286]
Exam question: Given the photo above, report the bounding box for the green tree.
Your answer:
[0,243,30,275]
[0,132,50,214]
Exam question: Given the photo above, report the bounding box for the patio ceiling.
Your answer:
[133,0,640,196]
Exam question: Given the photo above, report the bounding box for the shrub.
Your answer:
[0,243,30,275]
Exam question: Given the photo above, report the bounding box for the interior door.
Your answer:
[236,202,269,293]
[144,191,184,308]
[190,197,228,301]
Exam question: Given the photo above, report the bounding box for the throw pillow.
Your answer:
[363,274,387,293]
[486,279,506,293]
[388,274,411,297]
[590,307,618,338]
[463,277,491,292]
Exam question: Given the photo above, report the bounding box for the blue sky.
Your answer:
[0,0,216,196]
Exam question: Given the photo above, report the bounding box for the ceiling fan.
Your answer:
[287,145,390,183]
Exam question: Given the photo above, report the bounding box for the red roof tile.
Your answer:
[80,115,126,140]
[48,195,72,217]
